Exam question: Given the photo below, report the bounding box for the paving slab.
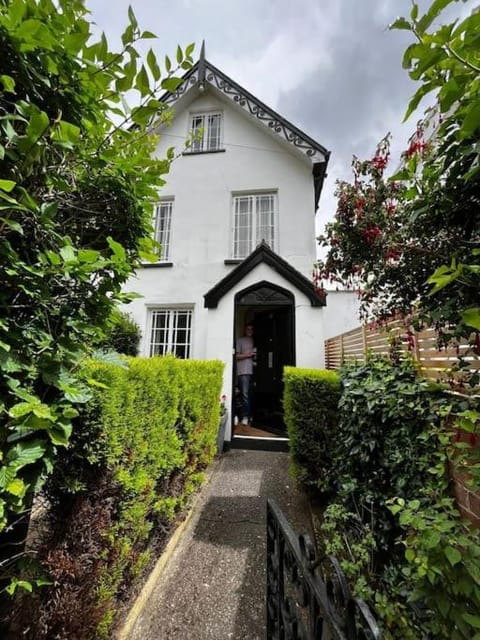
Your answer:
[125,449,312,640]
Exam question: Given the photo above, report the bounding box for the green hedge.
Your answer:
[283,367,341,495]
[16,356,223,639]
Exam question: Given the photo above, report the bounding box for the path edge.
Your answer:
[116,456,223,640]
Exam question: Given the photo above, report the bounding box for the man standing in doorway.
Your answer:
[236,323,256,426]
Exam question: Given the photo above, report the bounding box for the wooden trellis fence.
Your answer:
[324,319,479,381]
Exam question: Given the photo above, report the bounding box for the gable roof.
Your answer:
[161,43,330,210]
[204,241,326,308]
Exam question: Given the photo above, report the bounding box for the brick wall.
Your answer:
[450,429,480,527]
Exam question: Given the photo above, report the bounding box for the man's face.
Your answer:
[245,325,253,337]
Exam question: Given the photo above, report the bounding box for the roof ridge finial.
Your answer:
[199,40,206,83]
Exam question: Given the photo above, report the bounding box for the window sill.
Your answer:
[141,261,174,269]
[182,149,226,156]
[224,259,243,265]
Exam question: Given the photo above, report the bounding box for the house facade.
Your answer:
[123,46,359,446]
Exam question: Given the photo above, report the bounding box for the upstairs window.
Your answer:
[232,192,276,259]
[153,199,173,261]
[149,308,193,359]
[189,112,223,152]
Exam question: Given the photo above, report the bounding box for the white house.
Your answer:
[123,45,359,448]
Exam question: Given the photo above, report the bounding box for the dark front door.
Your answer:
[252,306,294,435]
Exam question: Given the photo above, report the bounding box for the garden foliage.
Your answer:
[97,310,142,356]
[283,367,340,494]
[0,0,194,590]
[12,356,223,639]
[287,356,480,639]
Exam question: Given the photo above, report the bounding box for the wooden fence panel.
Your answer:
[324,319,478,382]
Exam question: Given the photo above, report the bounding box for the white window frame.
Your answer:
[189,111,223,152]
[148,307,193,359]
[231,191,277,259]
[152,198,174,261]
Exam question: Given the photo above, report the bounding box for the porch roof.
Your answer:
[203,241,326,309]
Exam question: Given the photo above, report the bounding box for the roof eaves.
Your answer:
[204,242,325,308]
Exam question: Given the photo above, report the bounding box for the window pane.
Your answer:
[255,194,274,247]
[150,310,169,356]
[233,196,253,259]
[153,201,173,261]
[191,115,204,152]
[171,310,192,359]
[207,114,221,151]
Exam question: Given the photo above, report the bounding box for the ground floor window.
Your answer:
[149,308,193,358]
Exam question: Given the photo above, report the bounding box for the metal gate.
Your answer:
[266,499,381,639]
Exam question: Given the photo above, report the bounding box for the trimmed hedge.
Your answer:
[283,367,341,495]
[14,356,223,639]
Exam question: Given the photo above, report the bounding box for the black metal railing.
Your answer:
[266,499,382,640]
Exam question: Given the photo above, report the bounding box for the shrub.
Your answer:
[98,311,142,356]
[312,354,480,639]
[13,356,223,639]
[283,367,341,495]
[333,355,443,557]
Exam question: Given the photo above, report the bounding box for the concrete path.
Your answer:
[127,449,313,640]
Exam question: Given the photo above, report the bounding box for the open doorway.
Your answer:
[232,281,295,443]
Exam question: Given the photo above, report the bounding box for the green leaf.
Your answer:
[461,104,480,139]
[445,546,462,566]
[25,110,49,142]
[60,245,76,263]
[6,440,47,470]
[141,31,156,39]
[461,308,480,331]
[128,5,138,30]
[0,179,16,193]
[9,401,38,419]
[51,120,81,149]
[161,77,182,93]
[107,236,126,261]
[0,75,16,93]
[147,48,161,82]
[48,421,72,446]
[389,17,411,31]
[165,55,172,73]
[404,82,436,121]
[462,613,480,629]
[121,24,134,47]
[176,45,183,63]
[405,548,415,562]
[418,0,453,32]
[6,478,27,497]
[0,217,23,233]
[135,64,150,96]
[6,579,33,596]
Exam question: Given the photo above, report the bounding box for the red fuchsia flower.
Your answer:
[315,285,327,302]
[386,248,400,261]
[363,225,382,243]
[386,202,396,215]
[371,155,388,171]
[355,197,366,210]
[406,330,415,351]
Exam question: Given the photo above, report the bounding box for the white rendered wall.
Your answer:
[321,290,362,341]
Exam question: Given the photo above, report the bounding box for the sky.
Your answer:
[86,0,470,245]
